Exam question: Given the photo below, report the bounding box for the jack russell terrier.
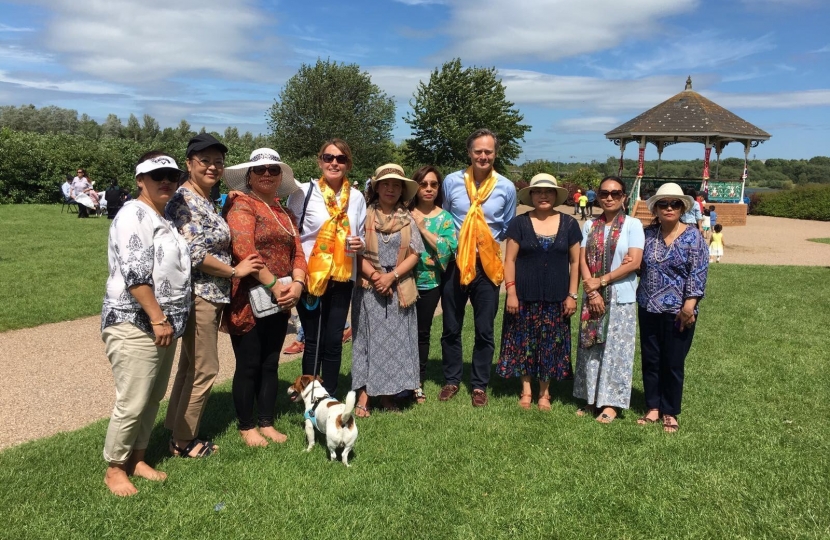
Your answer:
[287,375,358,466]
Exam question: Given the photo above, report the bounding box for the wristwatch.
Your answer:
[600,277,608,287]
[568,293,578,300]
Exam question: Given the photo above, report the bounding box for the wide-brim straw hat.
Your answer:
[224,148,300,199]
[646,182,695,214]
[518,173,569,206]
[371,163,419,202]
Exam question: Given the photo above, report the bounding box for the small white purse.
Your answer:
[248,277,293,318]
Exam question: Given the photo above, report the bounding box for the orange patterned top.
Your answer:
[224,192,307,335]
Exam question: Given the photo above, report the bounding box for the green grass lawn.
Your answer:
[0,204,110,331]
[807,237,830,245]
[1,260,829,538]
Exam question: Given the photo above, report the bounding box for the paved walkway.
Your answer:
[1,213,829,450]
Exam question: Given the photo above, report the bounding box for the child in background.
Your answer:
[709,224,724,263]
[709,205,718,230]
[701,209,711,241]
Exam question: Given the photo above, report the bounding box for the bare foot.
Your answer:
[104,464,138,497]
[258,426,287,443]
[131,461,167,482]
[239,428,268,447]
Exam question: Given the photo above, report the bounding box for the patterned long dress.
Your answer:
[351,221,424,396]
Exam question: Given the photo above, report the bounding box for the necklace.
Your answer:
[380,232,392,243]
[250,192,297,238]
[653,225,682,263]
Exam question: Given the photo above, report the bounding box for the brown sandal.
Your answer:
[518,393,532,410]
[354,404,371,418]
[537,394,551,411]
[637,409,660,425]
[662,415,679,433]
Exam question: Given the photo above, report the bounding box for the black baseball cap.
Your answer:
[186,133,228,157]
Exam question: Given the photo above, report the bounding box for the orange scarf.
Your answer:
[306,177,352,296]
[456,167,503,286]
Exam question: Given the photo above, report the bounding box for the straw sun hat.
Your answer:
[518,173,569,206]
[646,182,694,214]
[370,163,419,202]
[224,148,301,199]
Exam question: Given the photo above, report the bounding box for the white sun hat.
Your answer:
[224,148,300,199]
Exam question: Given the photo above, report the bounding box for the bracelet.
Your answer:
[150,316,169,326]
[393,270,400,281]
[230,266,236,278]
[293,278,305,290]
[505,281,516,289]
[263,276,278,289]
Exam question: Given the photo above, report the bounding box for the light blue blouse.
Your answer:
[580,215,645,303]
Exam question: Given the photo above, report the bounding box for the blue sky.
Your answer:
[1,0,828,164]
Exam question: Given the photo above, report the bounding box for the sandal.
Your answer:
[518,393,532,410]
[354,404,371,418]
[662,415,679,433]
[637,409,661,425]
[414,387,426,404]
[576,405,597,417]
[171,438,216,458]
[537,394,551,412]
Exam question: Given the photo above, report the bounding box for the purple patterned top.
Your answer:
[636,224,709,315]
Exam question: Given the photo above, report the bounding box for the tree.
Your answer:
[404,58,530,173]
[141,114,160,141]
[124,114,141,142]
[267,59,396,176]
[101,114,123,138]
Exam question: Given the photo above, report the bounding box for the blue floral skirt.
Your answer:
[496,300,573,382]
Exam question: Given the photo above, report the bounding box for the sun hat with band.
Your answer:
[224,148,301,199]
[135,155,184,178]
[370,163,419,202]
[518,173,569,207]
[646,182,694,214]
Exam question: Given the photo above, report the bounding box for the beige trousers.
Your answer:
[164,296,223,441]
[102,322,177,464]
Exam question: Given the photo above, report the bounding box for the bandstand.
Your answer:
[605,77,770,225]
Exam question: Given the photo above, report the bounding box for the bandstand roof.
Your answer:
[605,77,770,149]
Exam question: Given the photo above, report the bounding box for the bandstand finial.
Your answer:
[685,76,692,90]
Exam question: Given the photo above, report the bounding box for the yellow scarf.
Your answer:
[456,167,503,286]
[306,177,352,296]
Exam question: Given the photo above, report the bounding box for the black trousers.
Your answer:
[638,307,697,416]
[415,286,442,384]
[297,280,354,396]
[440,261,500,391]
[230,312,289,430]
[77,204,90,218]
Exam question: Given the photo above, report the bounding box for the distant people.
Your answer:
[439,128,516,407]
[586,187,596,217]
[497,174,581,410]
[578,191,588,220]
[61,175,73,202]
[701,209,711,241]
[71,168,97,218]
[100,151,190,496]
[573,189,581,215]
[637,183,708,433]
[409,165,457,404]
[708,205,718,231]
[574,176,644,423]
[680,188,703,230]
[709,224,724,263]
[104,179,129,219]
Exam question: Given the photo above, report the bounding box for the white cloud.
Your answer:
[441,0,697,62]
[0,45,53,63]
[706,89,830,109]
[366,66,431,101]
[810,44,830,53]
[555,116,619,133]
[29,0,282,84]
[394,0,446,4]
[0,24,35,32]
[0,70,131,95]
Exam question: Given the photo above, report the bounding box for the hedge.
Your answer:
[752,184,830,221]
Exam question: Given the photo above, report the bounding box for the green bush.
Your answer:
[752,184,830,221]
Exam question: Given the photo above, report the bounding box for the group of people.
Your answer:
[62,169,130,219]
[99,128,708,498]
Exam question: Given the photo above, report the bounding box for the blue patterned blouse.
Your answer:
[637,224,709,315]
[165,186,233,304]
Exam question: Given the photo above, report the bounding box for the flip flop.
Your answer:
[354,404,371,418]
[171,438,216,458]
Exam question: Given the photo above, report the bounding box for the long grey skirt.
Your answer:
[573,299,637,409]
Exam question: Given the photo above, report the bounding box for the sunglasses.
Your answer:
[599,189,624,199]
[419,181,439,189]
[656,199,684,210]
[190,157,225,168]
[147,169,179,183]
[321,153,348,165]
[251,165,281,176]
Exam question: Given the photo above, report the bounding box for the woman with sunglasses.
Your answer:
[286,139,366,397]
[573,176,644,423]
[222,149,306,446]
[408,166,457,404]
[164,134,264,458]
[100,152,190,496]
[636,183,709,433]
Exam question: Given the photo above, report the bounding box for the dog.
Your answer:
[287,375,358,466]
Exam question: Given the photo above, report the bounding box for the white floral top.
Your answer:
[101,200,192,337]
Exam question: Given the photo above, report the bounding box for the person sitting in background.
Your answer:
[72,168,98,218]
[104,179,129,219]
[61,175,73,202]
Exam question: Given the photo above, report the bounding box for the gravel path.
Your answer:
[1,214,829,450]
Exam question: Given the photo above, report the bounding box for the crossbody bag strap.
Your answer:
[298,183,314,234]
